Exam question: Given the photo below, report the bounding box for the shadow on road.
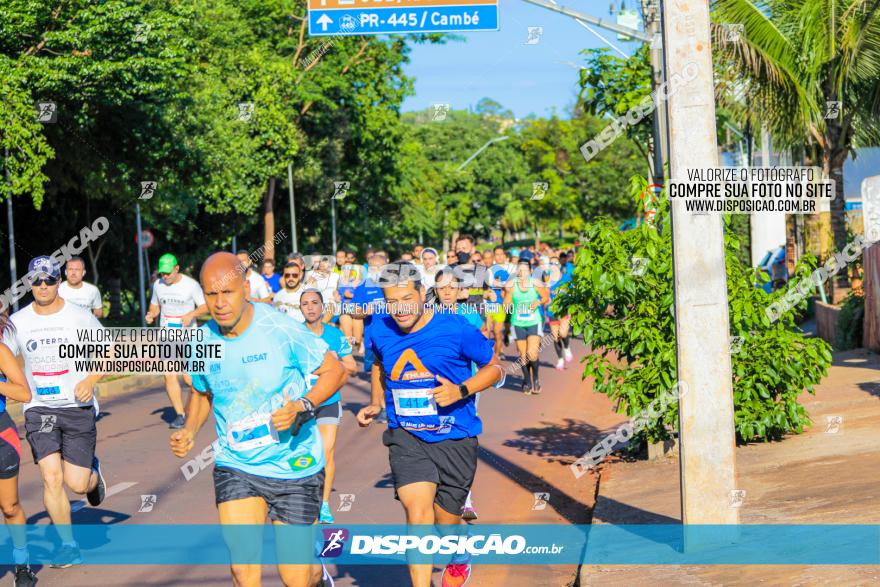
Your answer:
[503,418,606,466]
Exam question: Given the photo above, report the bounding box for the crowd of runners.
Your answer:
[0,235,577,587]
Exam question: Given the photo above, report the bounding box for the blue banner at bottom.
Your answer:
[0,525,877,564]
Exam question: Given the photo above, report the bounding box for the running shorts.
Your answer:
[513,324,541,339]
[316,401,342,426]
[0,412,21,479]
[382,427,477,515]
[213,467,324,525]
[488,304,507,324]
[24,406,96,469]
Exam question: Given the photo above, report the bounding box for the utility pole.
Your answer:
[135,204,147,327]
[663,0,739,524]
[3,149,18,312]
[288,163,298,253]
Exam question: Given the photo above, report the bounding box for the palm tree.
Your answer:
[713,0,880,289]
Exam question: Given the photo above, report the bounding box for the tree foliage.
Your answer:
[555,177,832,443]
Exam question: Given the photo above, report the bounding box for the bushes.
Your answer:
[835,292,864,351]
[554,177,832,443]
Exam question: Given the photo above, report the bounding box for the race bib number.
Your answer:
[518,311,533,320]
[227,413,279,451]
[34,375,72,405]
[391,388,438,417]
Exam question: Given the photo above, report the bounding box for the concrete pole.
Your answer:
[4,149,18,312]
[135,204,147,327]
[750,127,787,266]
[662,0,739,524]
[288,163,298,254]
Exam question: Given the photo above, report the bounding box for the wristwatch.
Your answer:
[458,384,470,399]
[299,397,315,413]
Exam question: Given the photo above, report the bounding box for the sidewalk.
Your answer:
[583,348,880,585]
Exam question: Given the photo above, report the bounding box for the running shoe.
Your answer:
[87,456,106,506]
[521,382,532,395]
[319,501,335,524]
[441,563,471,587]
[170,413,186,429]
[564,347,573,362]
[50,544,82,568]
[14,564,35,587]
[555,358,565,370]
[532,384,542,395]
[461,505,478,521]
[375,408,388,423]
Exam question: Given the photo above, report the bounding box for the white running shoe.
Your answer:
[555,358,565,370]
[564,347,573,362]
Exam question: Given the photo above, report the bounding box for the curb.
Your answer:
[7,375,165,427]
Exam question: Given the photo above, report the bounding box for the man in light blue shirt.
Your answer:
[170,252,345,587]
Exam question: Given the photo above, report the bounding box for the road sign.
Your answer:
[308,0,498,37]
[135,229,155,249]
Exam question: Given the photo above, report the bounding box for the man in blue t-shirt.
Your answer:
[357,261,503,587]
[170,252,345,587]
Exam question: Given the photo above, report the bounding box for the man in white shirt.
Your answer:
[5,256,107,568]
[57,256,103,318]
[235,250,272,303]
[145,253,209,429]
[272,261,306,322]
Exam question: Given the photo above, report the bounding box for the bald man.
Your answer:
[170,252,345,587]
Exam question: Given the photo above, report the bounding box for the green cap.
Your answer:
[157,253,178,273]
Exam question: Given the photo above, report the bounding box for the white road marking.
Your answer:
[70,481,138,512]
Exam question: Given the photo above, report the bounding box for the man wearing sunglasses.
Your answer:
[145,253,209,430]
[273,261,306,322]
[3,256,108,568]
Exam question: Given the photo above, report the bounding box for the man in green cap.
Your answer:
[145,253,209,429]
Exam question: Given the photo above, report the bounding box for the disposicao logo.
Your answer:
[319,528,349,558]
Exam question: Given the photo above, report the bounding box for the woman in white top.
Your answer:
[418,247,441,289]
[305,255,340,323]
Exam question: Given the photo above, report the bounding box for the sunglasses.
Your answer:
[32,277,58,286]
[158,272,170,278]
[283,272,301,278]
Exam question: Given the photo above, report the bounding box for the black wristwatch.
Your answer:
[458,384,470,399]
[299,397,315,413]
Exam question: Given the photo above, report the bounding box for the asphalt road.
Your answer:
[3,338,608,587]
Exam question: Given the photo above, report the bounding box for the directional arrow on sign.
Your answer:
[317,13,333,31]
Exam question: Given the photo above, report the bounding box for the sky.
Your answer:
[401,1,641,118]
[399,1,879,199]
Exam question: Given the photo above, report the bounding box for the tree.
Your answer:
[713,0,880,289]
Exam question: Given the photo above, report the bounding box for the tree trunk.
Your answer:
[263,177,277,261]
[823,144,850,290]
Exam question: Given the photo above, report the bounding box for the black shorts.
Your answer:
[0,412,21,479]
[213,466,324,525]
[24,406,96,469]
[514,324,541,338]
[315,401,342,426]
[382,427,478,515]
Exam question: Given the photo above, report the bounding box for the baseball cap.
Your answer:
[28,256,61,279]
[508,247,521,257]
[420,247,438,260]
[520,250,536,262]
[157,253,178,274]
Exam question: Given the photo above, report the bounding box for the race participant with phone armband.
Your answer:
[337,261,364,355]
[356,262,503,587]
[170,252,345,587]
[300,289,357,524]
[504,259,550,395]
[145,253,209,430]
[5,256,107,569]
